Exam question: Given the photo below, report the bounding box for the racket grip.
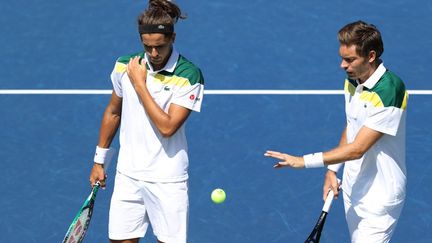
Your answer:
[322,178,341,212]
[322,190,335,212]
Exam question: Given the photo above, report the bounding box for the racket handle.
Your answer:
[322,178,341,212]
[322,190,335,212]
[93,181,101,189]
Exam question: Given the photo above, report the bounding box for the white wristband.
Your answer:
[327,163,343,173]
[94,146,115,165]
[303,152,324,168]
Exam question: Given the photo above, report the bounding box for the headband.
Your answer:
[139,24,174,34]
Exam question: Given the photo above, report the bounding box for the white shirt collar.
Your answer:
[144,48,179,74]
[362,62,386,89]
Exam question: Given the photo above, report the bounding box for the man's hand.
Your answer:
[323,170,340,201]
[89,163,107,189]
[264,150,305,168]
[127,56,147,89]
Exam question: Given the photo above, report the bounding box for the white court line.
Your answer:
[0,89,112,95]
[0,89,431,95]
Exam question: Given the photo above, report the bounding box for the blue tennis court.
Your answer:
[1,0,431,242]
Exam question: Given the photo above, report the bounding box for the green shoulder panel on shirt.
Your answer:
[113,51,145,73]
[114,52,204,86]
[170,55,204,85]
[116,51,145,64]
[367,70,407,109]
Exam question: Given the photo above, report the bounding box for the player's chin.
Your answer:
[150,59,163,65]
[346,73,357,79]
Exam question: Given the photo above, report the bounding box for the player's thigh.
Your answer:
[351,214,399,243]
[143,180,189,243]
[345,199,404,243]
[109,172,149,240]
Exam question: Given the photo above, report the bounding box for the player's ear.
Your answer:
[368,50,377,63]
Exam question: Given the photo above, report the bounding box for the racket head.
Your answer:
[62,183,100,243]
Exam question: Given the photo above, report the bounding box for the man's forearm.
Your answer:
[98,110,121,148]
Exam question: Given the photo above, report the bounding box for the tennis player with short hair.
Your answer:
[265,20,407,243]
[89,1,204,242]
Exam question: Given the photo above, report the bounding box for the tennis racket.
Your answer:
[62,182,100,243]
[305,182,341,243]
[62,148,115,243]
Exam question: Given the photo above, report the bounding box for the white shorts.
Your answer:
[109,172,189,243]
[343,191,404,243]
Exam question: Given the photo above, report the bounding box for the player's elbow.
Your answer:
[156,118,184,137]
[158,126,178,138]
[160,130,175,138]
[350,151,364,160]
[348,145,367,160]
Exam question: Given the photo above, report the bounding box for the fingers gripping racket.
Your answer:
[62,148,115,243]
[305,181,341,243]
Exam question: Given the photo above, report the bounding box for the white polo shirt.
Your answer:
[337,63,408,206]
[110,49,204,182]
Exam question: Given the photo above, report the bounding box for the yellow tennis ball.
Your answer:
[211,188,226,204]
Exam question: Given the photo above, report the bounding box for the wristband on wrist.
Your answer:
[327,163,343,173]
[303,152,324,168]
[94,146,114,165]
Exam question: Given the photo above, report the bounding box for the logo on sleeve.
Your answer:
[189,94,201,103]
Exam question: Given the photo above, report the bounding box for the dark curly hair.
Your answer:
[138,0,187,37]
